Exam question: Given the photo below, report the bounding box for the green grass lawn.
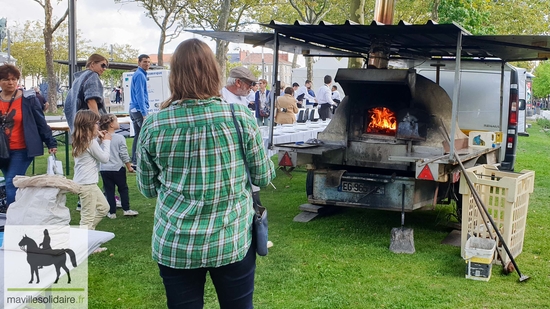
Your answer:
[24,121,550,309]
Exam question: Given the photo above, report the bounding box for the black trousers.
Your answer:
[100,167,130,214]
[318,103,332,121]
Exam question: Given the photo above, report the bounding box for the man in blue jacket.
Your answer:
[129,54,151,166]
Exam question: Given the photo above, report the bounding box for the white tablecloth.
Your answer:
[262,122,329,157]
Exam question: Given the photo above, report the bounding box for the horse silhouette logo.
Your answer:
[18,229,77,284]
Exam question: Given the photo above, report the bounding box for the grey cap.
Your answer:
[229,66,258,84]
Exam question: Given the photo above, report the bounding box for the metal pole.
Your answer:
[6,29,11,64]
[68,0,77,88]
[268,31,280,149]
[499,61,505,133]
[449,31,462,160]
[262,46,265,80]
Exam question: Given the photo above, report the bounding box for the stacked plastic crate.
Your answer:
[459,164,535,265]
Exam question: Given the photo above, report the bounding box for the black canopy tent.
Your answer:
[191,20,550,154]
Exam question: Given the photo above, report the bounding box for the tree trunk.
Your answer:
[348,0,365,69]
[216,40,229,82]
[216,0,232,81]
[306,57,313,81]
[158,29,166,67]
[44,0,57,113]
[292,53,298,69]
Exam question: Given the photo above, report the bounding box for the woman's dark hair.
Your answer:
[0,64,21,80]
[99,113,117,131]
[284,87,294,95]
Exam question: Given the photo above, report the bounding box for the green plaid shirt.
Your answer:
[136,97,275,269]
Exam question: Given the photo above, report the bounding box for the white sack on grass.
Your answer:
[6,175,80,226]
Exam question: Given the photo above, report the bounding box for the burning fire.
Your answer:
[366,107,397,135]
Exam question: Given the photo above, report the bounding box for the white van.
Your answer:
[394,59,519,170]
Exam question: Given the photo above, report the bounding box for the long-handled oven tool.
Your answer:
[390,184,415,254]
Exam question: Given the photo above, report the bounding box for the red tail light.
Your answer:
[509,110,517,125]
[509,94,518,126]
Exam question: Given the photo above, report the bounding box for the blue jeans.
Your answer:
[130,111,144,164]
[158,245,256,309]
[0,150,34,206]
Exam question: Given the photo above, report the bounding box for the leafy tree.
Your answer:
[32,0,69,112]
[532,61,550,99]
[115,0,187,67]
[438,0,495,34]
[91,43,140,88]
[185,0,264,80]
[9,20,92,99]
[9,21,46,84]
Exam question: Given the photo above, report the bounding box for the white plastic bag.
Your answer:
[47,153,64,175]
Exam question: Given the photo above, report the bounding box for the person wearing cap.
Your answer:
[221,66,258,107]
[221,66,267,219]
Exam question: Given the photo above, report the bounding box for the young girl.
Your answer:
[72,110,111,230]
[99,114,138,219]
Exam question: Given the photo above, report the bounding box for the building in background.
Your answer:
[148,50,295,86]
[228,50,294,86]
[148,54,173,69]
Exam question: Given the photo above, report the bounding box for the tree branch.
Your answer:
[33,0,45,9]
[51,8,69,33]
[289,0,307,22]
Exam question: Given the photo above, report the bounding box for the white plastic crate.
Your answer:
[459,165,535,265]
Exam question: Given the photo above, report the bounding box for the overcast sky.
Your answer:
[1,0,240,56]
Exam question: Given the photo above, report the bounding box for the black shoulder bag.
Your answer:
[230,103,269,256]
[0,91,17,159]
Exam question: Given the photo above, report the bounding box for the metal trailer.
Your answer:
[192,12,550,218]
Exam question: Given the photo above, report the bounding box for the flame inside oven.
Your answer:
[366,107,397,135]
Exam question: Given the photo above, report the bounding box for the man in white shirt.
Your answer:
[331,85,341,103]
[317,75,337,121]
[246,82,259,110]
[293,80,316,108]
[221,66,257,106]
[254,79,270,126]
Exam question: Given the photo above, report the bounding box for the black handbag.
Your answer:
[259,106,270,118]
[230,103,269,256]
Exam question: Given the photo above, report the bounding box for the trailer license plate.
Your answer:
[340,182,384,194]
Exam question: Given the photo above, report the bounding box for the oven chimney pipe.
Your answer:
[373,0,396,25]
[368,0,397,69]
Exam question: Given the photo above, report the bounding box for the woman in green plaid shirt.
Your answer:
[136,38,275,309]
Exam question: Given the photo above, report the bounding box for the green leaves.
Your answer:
[532,61,550,99]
